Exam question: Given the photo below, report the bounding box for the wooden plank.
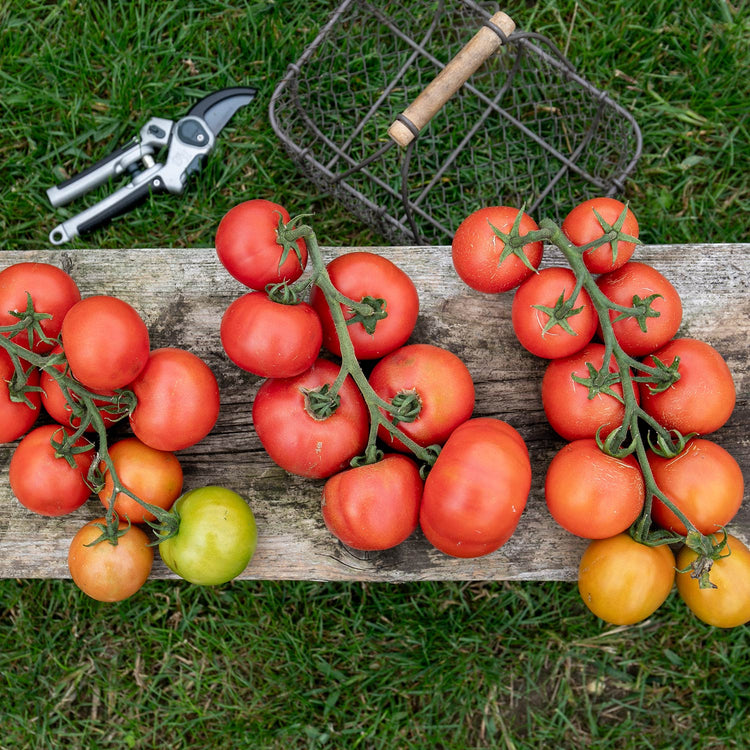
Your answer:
[0,243,748,581]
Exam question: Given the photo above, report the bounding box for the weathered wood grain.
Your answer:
[0,243,747,581]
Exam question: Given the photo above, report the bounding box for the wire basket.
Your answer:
[269,0,642,245]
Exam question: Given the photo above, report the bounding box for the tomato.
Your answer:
[562,197,639,274]
[511,266,598,359]
[9,424,94,516]
[451,206,544,293]
[128,347,221,452]
[220,291,322,378]
[98,437,183,524]
[0,349,40,443]
[640,338,736,436]
[545,439,645,538]
[215,199,308,290]
[420,418,531,558]
[648,438,743,536]
[578,534,675,625]
[541,343,639,441]
[252,358,369,479]
[39,344,126,431]
[322,454,423,551]
[158,486,257,585]
[368,343,475,452]
[309,251,419,360]
[0,262,81,353]
[68,518,153,602]
[595,262,682,357]
[61,295,150,391]
[676,534,750,628]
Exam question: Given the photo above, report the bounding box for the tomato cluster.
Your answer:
[216,199,533,558]
[452,198,748,628]
[0,262,256,600]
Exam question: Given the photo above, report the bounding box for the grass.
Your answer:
[0,1,748,748]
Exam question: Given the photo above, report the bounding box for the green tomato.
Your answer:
[159,486,257,585]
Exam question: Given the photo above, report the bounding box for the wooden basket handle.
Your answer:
[387,11,516,147]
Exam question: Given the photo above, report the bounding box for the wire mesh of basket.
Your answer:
[269,0,642,245]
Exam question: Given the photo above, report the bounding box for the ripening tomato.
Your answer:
[541,343,639,440]
[676,534,750,628]
[215,199,308,290]
[0,261,81,353]
[451,206,544,293]
[578,534,676,625]
[0,349,40,443]
[158,486,257,585]
[9,424,94,516]
[68,518,154,602]
[128,347,221,452]
[562,197,639,274]
[512,267,598,359]
[368,343,475,452]
[648,438,743,536]
[98,437,183,524]
[420,418,531,558]
[220,291,322,378]
[252,358,369,479]
[61,295,150,391]
[309,251,419,360]
[595,262,682,357]
[545,439,645,538]
[640,338,736,436]
[322,454,423,551]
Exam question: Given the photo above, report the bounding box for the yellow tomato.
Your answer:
[676,534,750,628]
[578,533,676,625]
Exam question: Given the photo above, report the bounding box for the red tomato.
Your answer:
[98,437,183,524]
[578,534,675,625]
[39,345,126,431]
[640,338,736,435]
[128,347,221,452]
[252,358,369,479]
[309,252,419,360]
[545,439,645,538]
[0,262,81,353]
[451,206,544,293]
[541,343,639,440]
[677,534,750,628]
[9,424,94,516]
[648,438,744,536]
[596,262,683,357]
[220,291,322,378]
[562,197,639,274]
[0,349,40,443]
[322,454,423,551]
[68,518,153,602]
[215,199,308,290]
[61,295,150,391]
[512,267,598,359]
[420,418,531,558]
[368,343,475,452]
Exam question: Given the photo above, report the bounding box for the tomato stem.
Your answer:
[276,220,440,470]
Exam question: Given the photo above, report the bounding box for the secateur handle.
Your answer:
[387,11,516,147]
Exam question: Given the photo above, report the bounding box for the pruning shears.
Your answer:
[46,86,257,245]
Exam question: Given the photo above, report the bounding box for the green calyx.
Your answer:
[303,383,341,420]
[533,291,584,337]
[612,293,663,332]
[389,389,422,426]
[345,295,388,335]
[679,530,731,590]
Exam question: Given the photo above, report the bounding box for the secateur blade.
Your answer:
[189,86,258,135]
[46,86,257,245]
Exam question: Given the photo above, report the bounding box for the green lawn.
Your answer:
[1,1,748,748]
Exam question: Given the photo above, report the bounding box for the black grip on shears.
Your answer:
[77,178,164,236]
[54,138,139,193]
